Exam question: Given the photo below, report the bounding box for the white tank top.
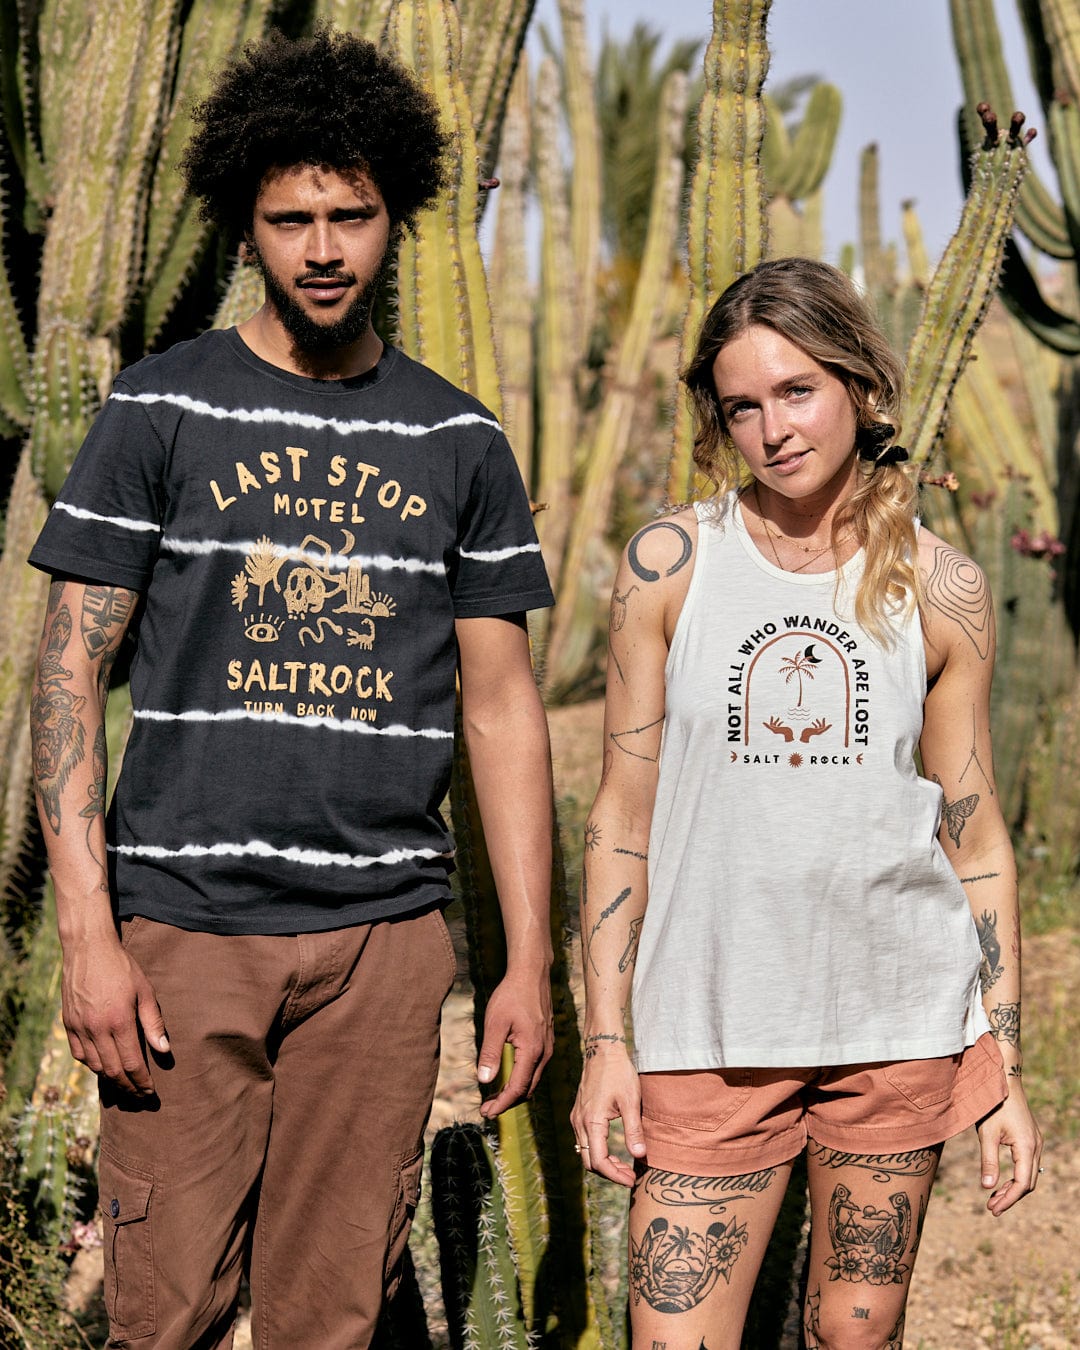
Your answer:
[631,493,989,1071]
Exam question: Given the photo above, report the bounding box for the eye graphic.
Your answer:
[243,613,285,643]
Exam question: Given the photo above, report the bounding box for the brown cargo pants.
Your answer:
[98,907,456,1348]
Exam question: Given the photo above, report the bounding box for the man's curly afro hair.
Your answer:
[181,25,449,240]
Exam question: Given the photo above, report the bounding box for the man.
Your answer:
[28,27,554,1349]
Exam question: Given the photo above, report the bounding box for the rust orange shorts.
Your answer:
[639,1033,1006,1174]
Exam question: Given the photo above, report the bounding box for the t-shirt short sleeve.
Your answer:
[28,382,166,590]
[450,431,554,618]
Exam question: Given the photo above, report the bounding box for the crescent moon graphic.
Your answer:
[803,643,823,663]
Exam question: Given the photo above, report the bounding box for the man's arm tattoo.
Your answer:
[31,602,87,834]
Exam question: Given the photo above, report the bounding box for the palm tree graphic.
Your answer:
[779,648,817,707]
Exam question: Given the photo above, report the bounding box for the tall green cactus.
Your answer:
[430,1124,531,1350]
[666,0,770,503]
[544,69,689,695]
[389,0,503,411]
[952,0,1080,646]
[904,106,1033,463]
[952,0,1080,354]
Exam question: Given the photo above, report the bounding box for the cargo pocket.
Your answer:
[99,1145,156,1340]
[883,1053,960,1109]
[383,1148,425,1297]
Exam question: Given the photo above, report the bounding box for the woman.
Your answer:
[571,257,1042,1349]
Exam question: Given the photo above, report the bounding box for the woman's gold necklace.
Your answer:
[753,483,846,574]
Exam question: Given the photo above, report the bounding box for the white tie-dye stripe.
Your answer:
[134,707,453,740]
[54,501,162,534]
[458,542,543,562]
[109,839,451,870]
[111,391,500,439]
[160,534,447,576]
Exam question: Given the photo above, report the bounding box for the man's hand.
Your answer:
[61,933,169,1096]
[476,965,553,1118]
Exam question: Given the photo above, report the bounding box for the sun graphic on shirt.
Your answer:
[788,752,804,768]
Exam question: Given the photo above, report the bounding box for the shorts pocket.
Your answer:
[883,1053,961,1109]
[641,1068,754,1131]
[384,1148,425,1294]
[99,1145,156,1340]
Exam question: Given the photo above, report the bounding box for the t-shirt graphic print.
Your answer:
[30,329,553,934]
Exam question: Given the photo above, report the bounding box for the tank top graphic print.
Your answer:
[631,493,988,1071]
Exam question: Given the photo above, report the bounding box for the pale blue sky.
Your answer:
[530,0,1049,266]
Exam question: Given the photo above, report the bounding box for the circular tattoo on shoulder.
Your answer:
[628,521,693,583]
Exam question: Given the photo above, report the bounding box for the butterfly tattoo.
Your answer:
[933,774,978,847]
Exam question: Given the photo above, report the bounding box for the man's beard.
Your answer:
[249,245,389,355]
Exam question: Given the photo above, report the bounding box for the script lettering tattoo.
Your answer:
[583,887,631,976]
[989,1001,1021,1046]
[31,600,86,834]
[640,1169,776,1213]
[615,846,648,860]
[960,871,1000,884]
[825,1184,911,1286]
[630,1214,748,1311]
[976,910,1004,992]
[618,915,643,973]
[807,1142,938,1180]
[627,521,693,583]
[925,545,992,659]
[611,716,664,762]
[853,1307,870,1319]
[932,774,978,847]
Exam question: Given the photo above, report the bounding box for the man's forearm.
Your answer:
[31,580,135,944]
[462,689,554,969]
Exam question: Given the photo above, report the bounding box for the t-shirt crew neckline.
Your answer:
[224,324,399,395]
[731,491,864,586]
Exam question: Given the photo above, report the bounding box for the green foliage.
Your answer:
[594,23,702,261]
[0,1110,83,1350]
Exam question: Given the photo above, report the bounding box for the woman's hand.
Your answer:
[976,1079,1043,1216]
[571,1043,647,1187]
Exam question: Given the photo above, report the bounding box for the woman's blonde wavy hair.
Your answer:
[682,256,922,645]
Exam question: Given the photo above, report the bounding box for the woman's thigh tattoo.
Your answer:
[629,1168,777,1313]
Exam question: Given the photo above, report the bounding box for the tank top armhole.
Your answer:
[664,499,714,675]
